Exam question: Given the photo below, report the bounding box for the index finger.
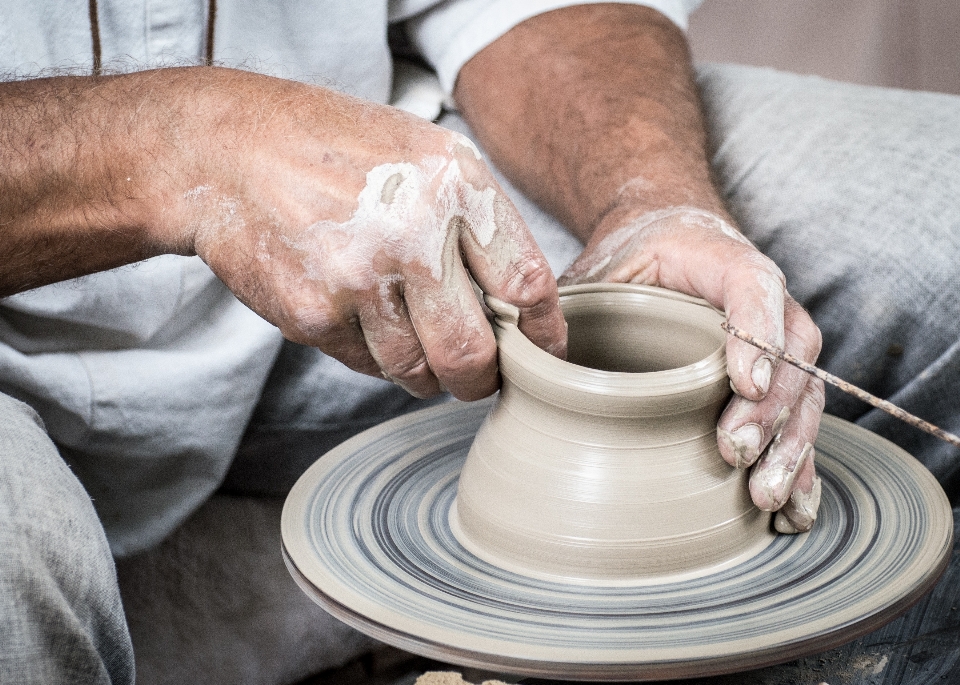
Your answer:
[457,186,568,359]
[719,251,787,401]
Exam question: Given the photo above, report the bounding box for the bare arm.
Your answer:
[456,4,825,531]
[0,67,567,400]
[0,74,170,293]
[456,5,722,237]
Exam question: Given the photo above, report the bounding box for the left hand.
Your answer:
[560,206,825,533]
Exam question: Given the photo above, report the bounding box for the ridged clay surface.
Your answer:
[457,284,769,580]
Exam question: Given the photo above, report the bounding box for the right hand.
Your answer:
[559,206,824,533]
[147,68,567,400]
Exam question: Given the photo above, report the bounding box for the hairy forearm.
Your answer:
[1,74,168,294]
[455,3,727,242]
[0,67,282,296]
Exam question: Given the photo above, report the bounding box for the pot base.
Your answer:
[448,499,776,586]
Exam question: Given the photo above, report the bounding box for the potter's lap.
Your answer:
[0,392,132,684]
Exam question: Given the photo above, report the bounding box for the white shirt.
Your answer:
[0,0,701,555]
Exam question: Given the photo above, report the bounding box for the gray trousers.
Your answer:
[2,65,959,683]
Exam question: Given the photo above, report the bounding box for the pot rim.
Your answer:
[487,283,728,399]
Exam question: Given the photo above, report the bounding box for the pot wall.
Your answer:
[454,284,772,581]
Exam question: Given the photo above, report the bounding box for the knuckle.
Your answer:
[340,352,382,378]
[427,337,495,381]
[445,130,483,163]
[383,350,432,385]
[388,355,429,381]
[786,303,823,361]
[801,377,827,414]
[287,298,342,341]
[501,252,558,312]
[736,248,786,284]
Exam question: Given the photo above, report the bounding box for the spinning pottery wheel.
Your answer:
[282,285,952,681]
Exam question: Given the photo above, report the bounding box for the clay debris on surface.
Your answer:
[414,672,509,685]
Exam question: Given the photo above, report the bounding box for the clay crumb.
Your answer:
[414,671,510,685]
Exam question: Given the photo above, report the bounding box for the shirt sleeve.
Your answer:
[405,0,703,94]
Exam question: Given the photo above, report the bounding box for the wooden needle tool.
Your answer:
[721,322,960,449]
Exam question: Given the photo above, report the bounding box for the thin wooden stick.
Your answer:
[721,322,960,449]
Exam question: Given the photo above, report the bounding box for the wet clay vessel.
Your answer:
[455,284,771,580]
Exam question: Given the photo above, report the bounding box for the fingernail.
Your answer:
[752,356,773,395]
[751,441,814,511]
[718,423,763,468]
[771,406,791,437]
[773,511,799,534]
[774,475,822,534]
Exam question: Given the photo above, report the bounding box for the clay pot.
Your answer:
[452,283,772,582]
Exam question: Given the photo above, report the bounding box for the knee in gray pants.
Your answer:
[0,393,133,685]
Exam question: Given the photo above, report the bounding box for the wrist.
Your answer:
[32,70,202,256]
[111,67,236,256]
[0,67,238,295]
[593,200,741,246]
[560,205,749,286]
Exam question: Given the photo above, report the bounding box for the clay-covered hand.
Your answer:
[559,207,825,533]
[158,69,566,400]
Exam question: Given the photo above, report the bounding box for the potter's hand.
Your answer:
[0,67,566,401]
[559,207,825,533]
[183,70,566,401]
